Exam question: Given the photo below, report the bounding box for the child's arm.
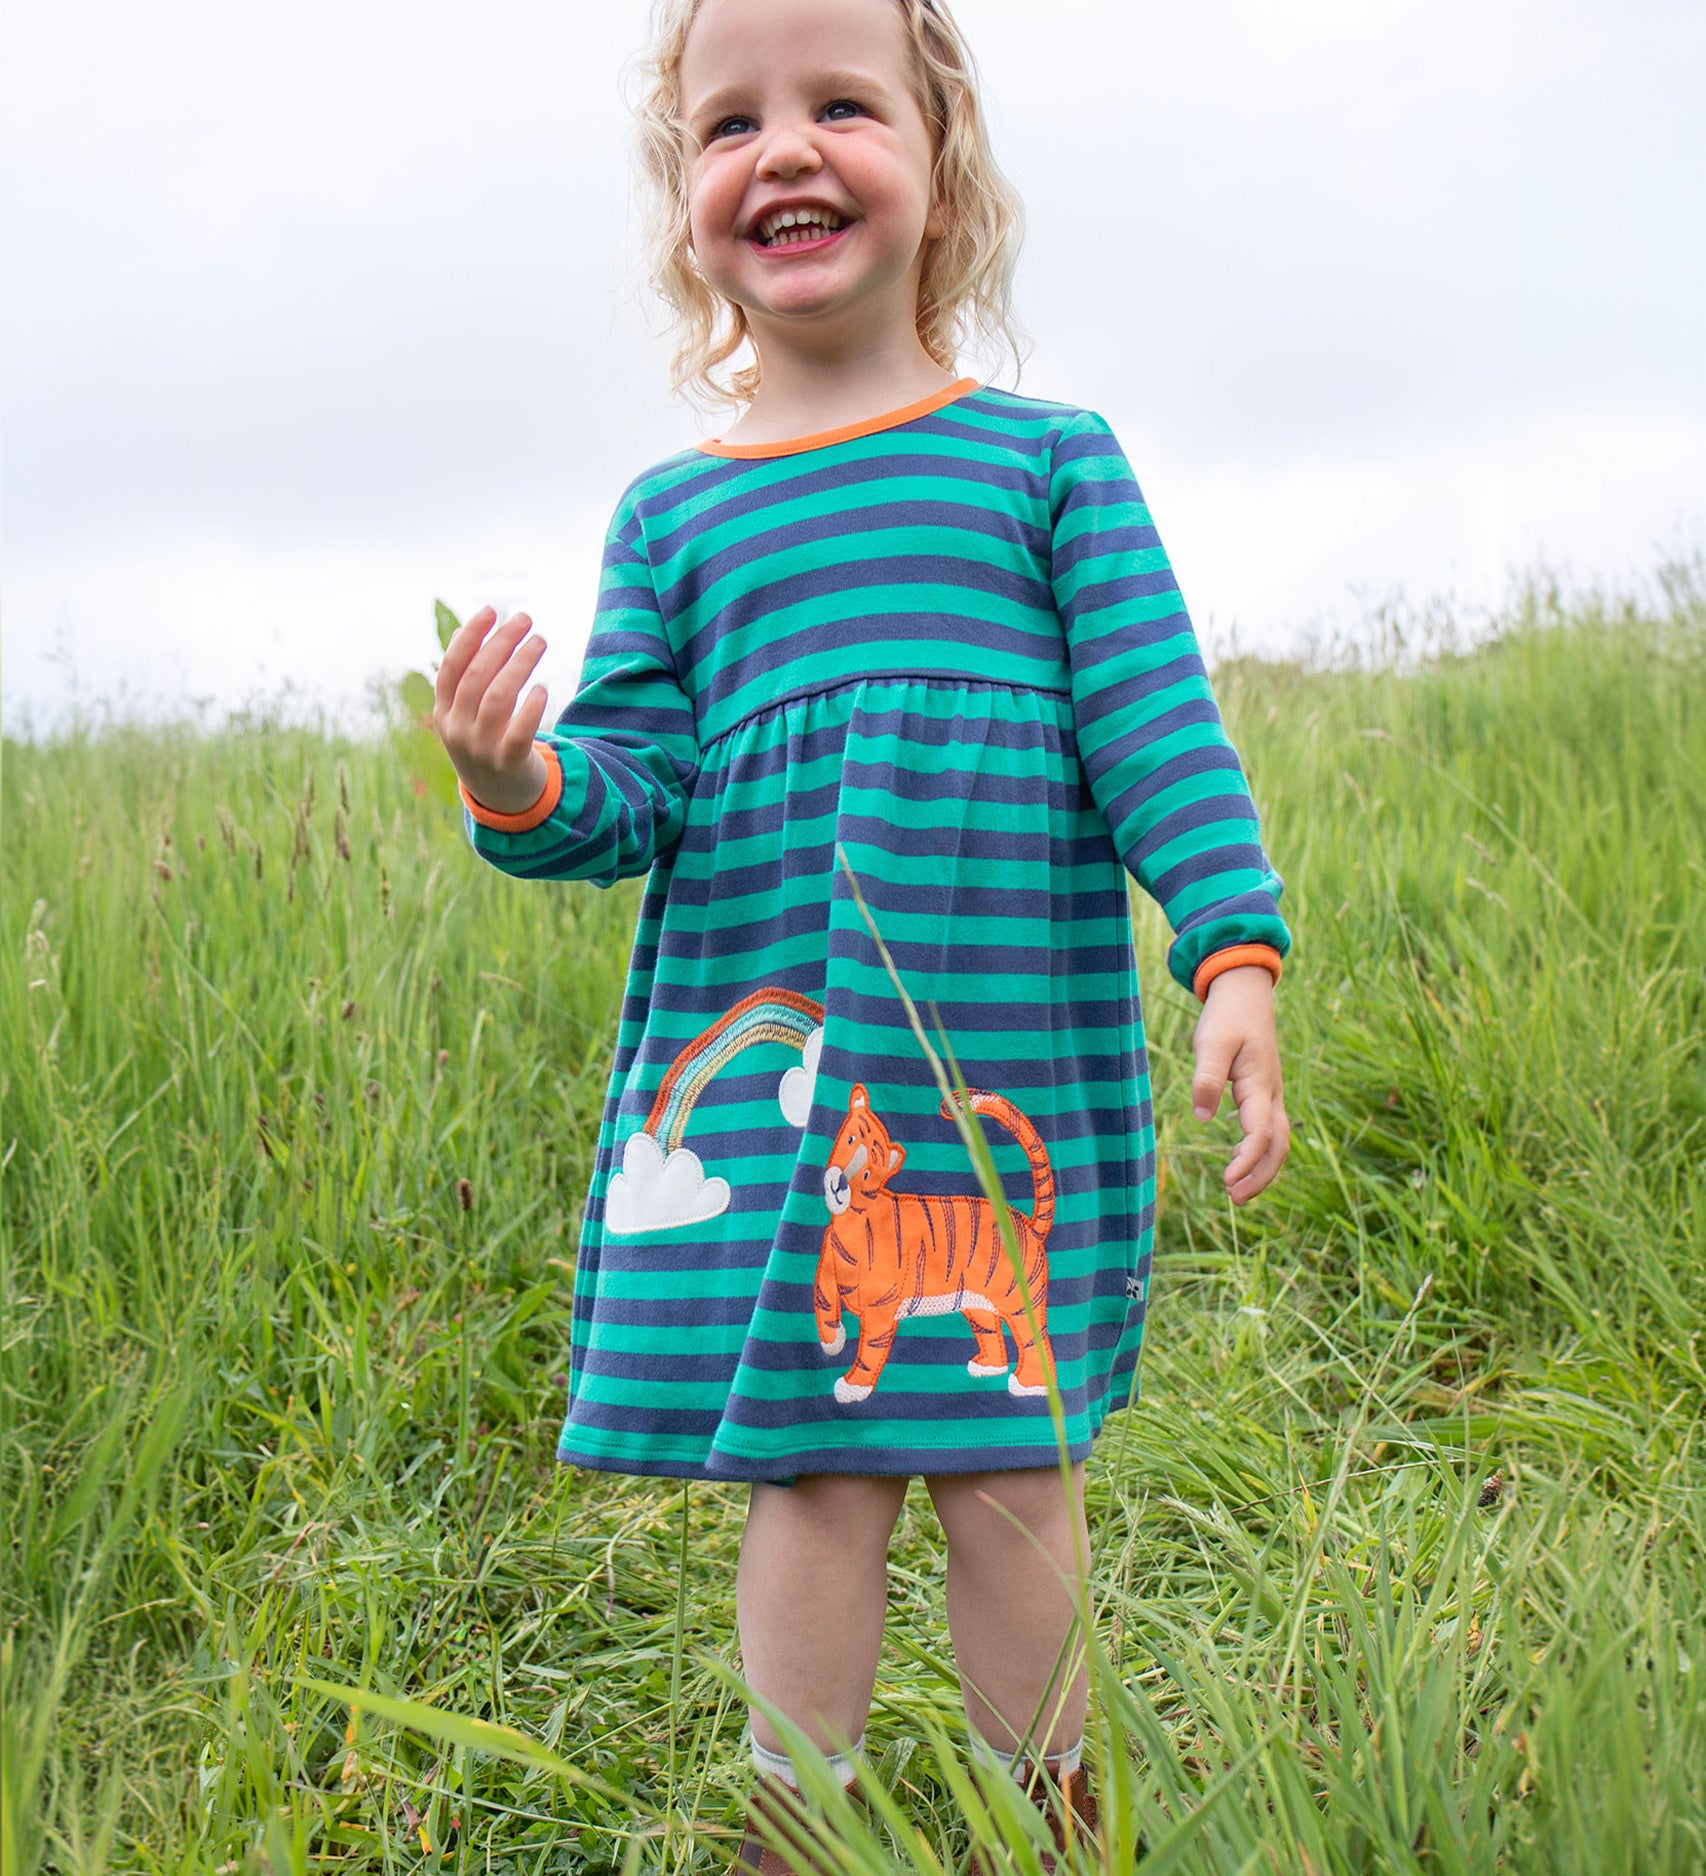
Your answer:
[1049,409,1292,1201]
[434,486,700,887]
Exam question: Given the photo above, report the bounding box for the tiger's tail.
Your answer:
[939,1087,1056,1243]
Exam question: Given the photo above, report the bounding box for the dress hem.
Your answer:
[555,1376,1143,1483]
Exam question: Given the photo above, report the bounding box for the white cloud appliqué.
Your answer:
[604,1129,730,1235]
[778,1026,824,1129]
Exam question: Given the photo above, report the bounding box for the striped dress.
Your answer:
[462,378,1290,1483]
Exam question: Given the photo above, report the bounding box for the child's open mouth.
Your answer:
[748,223,853,257]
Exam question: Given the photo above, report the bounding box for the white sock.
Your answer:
[1043,1735,1084,1778]
[967,1728,1024,1780]
[749,1729,866,1790]
[969,1728,1083,1780]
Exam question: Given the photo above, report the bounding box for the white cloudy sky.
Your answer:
[4,0,1702,738]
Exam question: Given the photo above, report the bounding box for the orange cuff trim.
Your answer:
[1193,944,1284,1001]
[459,742,563,832]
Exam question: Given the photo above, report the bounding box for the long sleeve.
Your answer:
[461,484,700,887]
[1049,408,1291,994]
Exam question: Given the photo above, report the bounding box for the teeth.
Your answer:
[758,207,845,242]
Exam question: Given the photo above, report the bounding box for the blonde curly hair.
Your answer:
[623,0,1032,416]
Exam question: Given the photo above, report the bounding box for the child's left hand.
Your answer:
[1190,966,1289,1205]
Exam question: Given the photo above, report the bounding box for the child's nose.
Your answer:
[756,125,826,178]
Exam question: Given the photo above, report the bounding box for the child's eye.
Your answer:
[707,99,865,141]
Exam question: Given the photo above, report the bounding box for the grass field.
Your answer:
[4,570,1703,1874]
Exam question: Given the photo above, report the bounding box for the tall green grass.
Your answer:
[3,569,1702,1872]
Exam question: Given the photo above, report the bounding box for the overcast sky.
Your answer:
[4,0,1702,739]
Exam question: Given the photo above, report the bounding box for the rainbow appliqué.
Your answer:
[604,987,824,1235]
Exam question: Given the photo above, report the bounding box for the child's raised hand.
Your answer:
[1190,967,1289,1205]
[433,606,551,814]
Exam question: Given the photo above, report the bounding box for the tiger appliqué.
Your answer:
[814,1083,1058,1404]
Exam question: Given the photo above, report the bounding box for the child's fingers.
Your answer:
[494,677,551,770]
[516,682,551,744]
[439,611,533,739]
[478,628,549,741]
[1227,1140,1288,1205]
[1191,1041,1235,1123]
[1225,1100,1290,1204]
[1195,978,1288,1201]
[434,606,499,713]
[463,612,534,712]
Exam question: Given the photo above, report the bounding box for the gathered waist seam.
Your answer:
[698,670,1073,753]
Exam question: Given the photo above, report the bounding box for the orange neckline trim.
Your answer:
[696,377,981,459]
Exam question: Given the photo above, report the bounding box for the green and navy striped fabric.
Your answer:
[464,382,1290,1482]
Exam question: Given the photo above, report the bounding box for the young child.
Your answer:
[433,0,1290,1865]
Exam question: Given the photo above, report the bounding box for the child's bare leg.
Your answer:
[737,1473,910,1758]
[925,1462,1091,1759]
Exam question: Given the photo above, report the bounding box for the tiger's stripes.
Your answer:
[814,1083,1058,1404]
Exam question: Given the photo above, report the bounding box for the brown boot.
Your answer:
[734,1773,866,1874]
[966,1758,1099,1875]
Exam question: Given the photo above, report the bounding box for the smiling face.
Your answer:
[678,0,947,360]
